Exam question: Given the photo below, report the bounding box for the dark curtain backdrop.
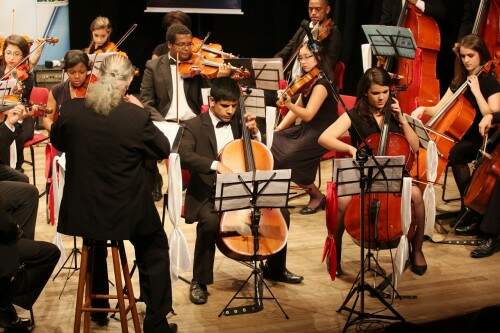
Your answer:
[68,0,465,95]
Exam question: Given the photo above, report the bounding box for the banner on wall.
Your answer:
[145,0,243,14]
[0,0,70,63]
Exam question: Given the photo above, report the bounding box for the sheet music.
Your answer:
[215,169,291,211]
[0,79,18,97]
[153,121,181,145]
[404,114,431,149]
[361,25,416,59]
[243,88,266,118]
[333,156,405,196]
[251,58,284,91]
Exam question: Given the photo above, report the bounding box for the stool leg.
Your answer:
[119,242,141,333]
[112,245,129,333]
[83,246,94,333]
[74,245,89,333]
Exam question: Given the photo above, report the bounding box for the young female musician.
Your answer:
[319,67,427,275]
[412,34,500,223]
[42,50,91,130]
[271,43,338,214]
[0,35,35,171]
[85,16,115,54]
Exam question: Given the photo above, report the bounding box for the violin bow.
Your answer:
[175,52,179,124]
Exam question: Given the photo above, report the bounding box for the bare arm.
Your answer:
[318,113,357,157]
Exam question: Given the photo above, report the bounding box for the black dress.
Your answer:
[271,78,338,185]
[51,80,72,112]
[347,107,402,148]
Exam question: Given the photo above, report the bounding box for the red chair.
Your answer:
[23,87,50,188]
[333,61,346,92]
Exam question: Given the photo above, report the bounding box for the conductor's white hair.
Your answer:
[85,54,134,116]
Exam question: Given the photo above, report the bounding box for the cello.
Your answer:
[383,1,441,114]
[344,105,415,249]
[411,60,497,181]
[216,95,288,262]
[464,136,500,214]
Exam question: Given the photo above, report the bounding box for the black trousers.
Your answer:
[15,118,34,170]
[89,230,172,333]
[0,181,38,240]
[480,177,500,236]
[193,202,290,285]
[448,138,482,198]
[0,239,60,310]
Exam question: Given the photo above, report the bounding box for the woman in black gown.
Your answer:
[272,43,338,214]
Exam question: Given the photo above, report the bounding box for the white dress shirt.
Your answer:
[165,56,197,121]
[5,122,17,169]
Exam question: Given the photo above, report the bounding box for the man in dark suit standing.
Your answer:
[275,0,342,80]
[180,77,303,305]
[49,54,176,333]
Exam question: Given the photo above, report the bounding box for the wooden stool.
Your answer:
[74,240,141,333]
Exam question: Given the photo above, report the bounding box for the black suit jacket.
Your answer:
[274,20,342,77]
[50,99,171,240]
[179,111,241,222]
[140,54,205,121]
[380,0,446,25]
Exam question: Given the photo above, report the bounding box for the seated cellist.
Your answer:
[412,34,500,230]
[318,67,427,276]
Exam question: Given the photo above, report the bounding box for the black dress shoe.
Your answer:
[471,237,500,258]
[90,313,109,327]
[189,281,208,304]
[299,196,326,215]
[0,305,32,332]
[167,323,178,333]
[455,222,480,236]
[263,268,304,284]
[410,263,428,276]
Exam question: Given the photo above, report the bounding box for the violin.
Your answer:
[191,36,237,59]
[91,41,118,55]
[178,53,250,80]
[277,66,320,107]
[73,73,98,98]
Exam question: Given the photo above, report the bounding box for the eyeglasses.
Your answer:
[173,42,193,49]
[4,50,23,57]
[297,54,315,62]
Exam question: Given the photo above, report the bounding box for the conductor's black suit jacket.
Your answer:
[50,99,171,240]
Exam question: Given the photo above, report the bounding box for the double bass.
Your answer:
[383,1,441,114]
[216,95,288,261]
[471,0,500,78]
[344,107,415,249]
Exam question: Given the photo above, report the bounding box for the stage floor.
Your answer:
[22,137,500,333]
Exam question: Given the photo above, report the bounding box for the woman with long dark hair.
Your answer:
[412,34,499,226]
[319,67,427,276]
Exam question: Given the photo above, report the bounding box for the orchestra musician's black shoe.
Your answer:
[0,305,33,332]
[189,281,208,305]
[167,323,178,333]
[470,237,500,258]
[90,313,109,327]
[299,196,326,215]
[410,263,427,276]
[455,222,480,236]
[262,267,304,284]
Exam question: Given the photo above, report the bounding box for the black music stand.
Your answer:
[333,154,406,332]
[214,169,292,319]
[361,25,416,60]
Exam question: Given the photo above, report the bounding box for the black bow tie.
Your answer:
[169,58,176,65]
[216,121,231,128]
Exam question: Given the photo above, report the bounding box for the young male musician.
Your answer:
[179,77,303,305]
[274,0,341,80]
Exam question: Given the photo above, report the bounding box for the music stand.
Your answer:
[214,169,292,319]
[333,155,406,332]
[361,25,416,60]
